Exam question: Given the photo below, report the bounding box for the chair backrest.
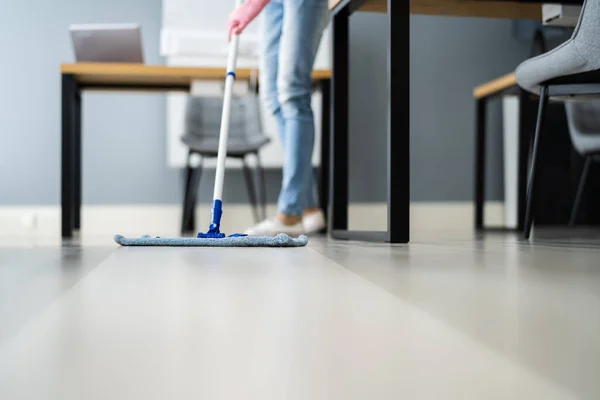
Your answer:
[564,100,600,155]
[184,95,263,141]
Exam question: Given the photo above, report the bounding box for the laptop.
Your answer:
[70,23,144,63]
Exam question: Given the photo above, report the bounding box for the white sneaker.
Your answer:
[303,210,326,235]
[244,217,305,237]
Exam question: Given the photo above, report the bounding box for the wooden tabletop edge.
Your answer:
[60,63,331,78]
[473,72,517,98]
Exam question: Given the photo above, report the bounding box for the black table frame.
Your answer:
[60,75,331,238]
[329,0,409,243]
[474,86,536,233]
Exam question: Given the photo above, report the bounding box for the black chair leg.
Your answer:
[524,85,548,240]
[569,156,592,226]
[255,153,268,220]
[313,167,320,204]
[181,154,194,234]
[314,167,327,234]
[242,156,260,223]
[181,155,203,234]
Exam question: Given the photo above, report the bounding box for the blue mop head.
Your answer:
[114,233,308,247]
[114,200,308,247]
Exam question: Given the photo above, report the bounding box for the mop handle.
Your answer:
[213,0,244,202]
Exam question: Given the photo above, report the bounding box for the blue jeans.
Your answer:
[259,0,329,217]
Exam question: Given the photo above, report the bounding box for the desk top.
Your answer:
[61,63,331,89]
[329,0,541,20]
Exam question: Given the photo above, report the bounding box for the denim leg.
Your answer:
[276,0,329,217]
[258,0,286,148]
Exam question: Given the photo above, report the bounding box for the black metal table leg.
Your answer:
[74,88,82,231]
[319,78,331,230]
[387,0,410,243]
[330,4,349,235]
[517,89,533,232]
[61,74,77,238]
[474,98,487,230]
[329,0,409,243]
[474,88,533,233]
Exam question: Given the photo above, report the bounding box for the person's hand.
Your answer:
[227,0,270,41]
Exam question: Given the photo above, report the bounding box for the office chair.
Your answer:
[515,0,600,239]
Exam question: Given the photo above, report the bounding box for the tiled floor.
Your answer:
[0,230,599,399]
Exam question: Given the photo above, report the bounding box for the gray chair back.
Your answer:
[564,100,600,156]
[184,95,263,142]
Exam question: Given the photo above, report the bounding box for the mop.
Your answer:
[115,0,307,248]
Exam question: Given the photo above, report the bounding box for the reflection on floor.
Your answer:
[0,229,599,400]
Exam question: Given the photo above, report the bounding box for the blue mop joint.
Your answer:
[197,200,245,239]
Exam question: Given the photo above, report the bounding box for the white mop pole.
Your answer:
[206,0,244,235]
[214,6,242,201]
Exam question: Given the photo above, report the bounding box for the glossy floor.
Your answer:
[0,230,599,399]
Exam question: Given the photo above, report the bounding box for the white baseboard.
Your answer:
[0,202,505,236]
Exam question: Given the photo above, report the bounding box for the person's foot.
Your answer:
[244,214,304,237]
[303,209,326,234]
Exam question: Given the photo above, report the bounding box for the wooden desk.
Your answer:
[60,63,331,238]
[61,63,332,90]
[329,0,541,18]
[327,0,544,243]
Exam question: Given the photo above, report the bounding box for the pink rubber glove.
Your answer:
[227,0,270,41]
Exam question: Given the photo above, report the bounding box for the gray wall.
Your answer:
[348,13,531,202]
[0,0,174,205]
[0,1,531,205]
